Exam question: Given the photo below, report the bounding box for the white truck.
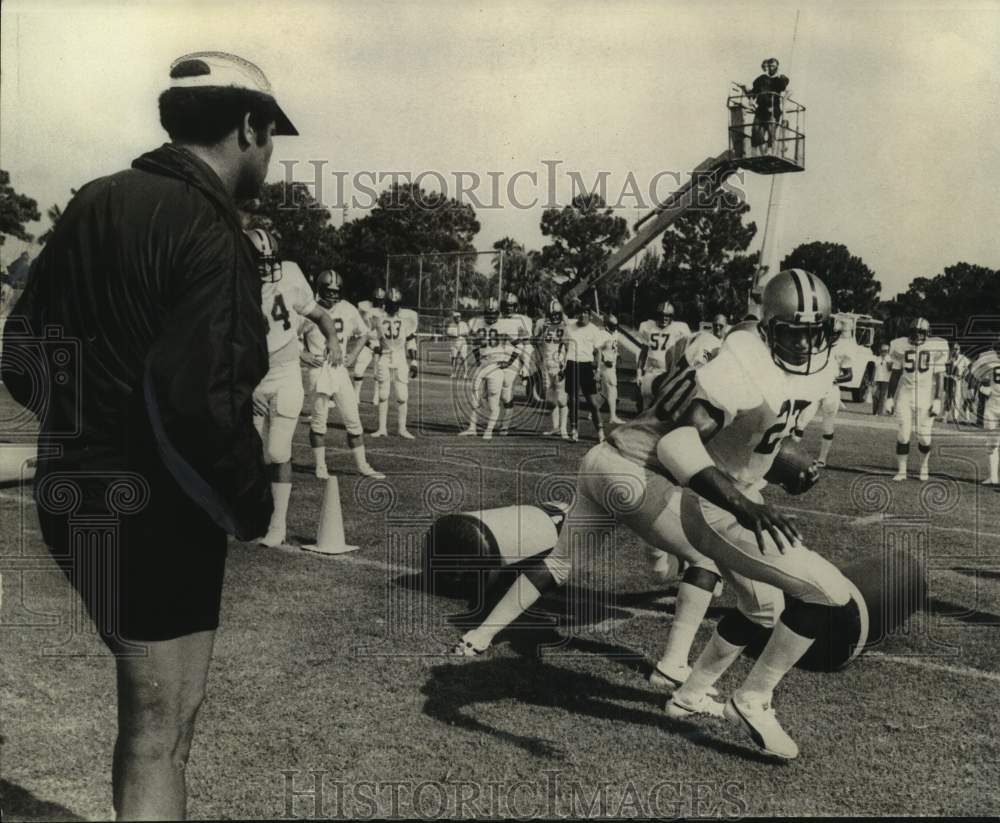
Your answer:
[831,312,883,403]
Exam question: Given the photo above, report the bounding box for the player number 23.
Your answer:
[755,399,811,454]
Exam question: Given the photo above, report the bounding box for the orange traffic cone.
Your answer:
[303,476,359,555]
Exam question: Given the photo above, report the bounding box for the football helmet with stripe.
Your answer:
[760,268,834,375]
[908,317,930,346]
[245,228,281,283]
[315,269,343,308]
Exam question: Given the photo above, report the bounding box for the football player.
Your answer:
[597,314,642,424]
[373,287,419,439]
[302,270,384,479]
[497,292,535,435]
[637,301,692,408]
[456,270,851,761]
[460,297,520,439]
[354,287,386,405]
[446,310,471,378]
[975,338,1000,486]
[792,318,853,467]
[535,299,570,439]
[564,303,609,442]
[247,229,342,547]
[885,318,948,481]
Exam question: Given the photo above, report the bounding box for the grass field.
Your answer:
[3,356,1000,820]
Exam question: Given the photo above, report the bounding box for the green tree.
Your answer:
[780,241,881,314]
[538,193,629,302]
[334,182,481,305]
[491,237,556,314]
[638,188,758,325]
[0,169,41,246]
[243,182,338,280]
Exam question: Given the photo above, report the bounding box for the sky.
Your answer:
[2,0,998,298]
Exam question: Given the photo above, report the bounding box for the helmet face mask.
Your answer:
[547,299,563,324]
[484,297,500,324]
[245,228,281,283]
[909,317,930,346]
[761,269,834,375]
[503,293,519,317]
[316,270,343,308]
[656,301,674,329]
[385,287,403,315]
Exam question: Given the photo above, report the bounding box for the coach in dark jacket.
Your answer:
[0,51,297,819]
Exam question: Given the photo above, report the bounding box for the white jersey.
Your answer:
[638,319,692,371]
[534,317,568,371]
[446,320,470,341]
[303,299,367,357]
[469,316,519,362]
[376,308,419,366]
[565,321,608,363]
[599,329,642,366]
[262,260,316,363]
[889,336,949,404]
[971,351,1000,412]
[611,329,834,488]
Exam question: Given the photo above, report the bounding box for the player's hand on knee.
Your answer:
[732,496,801,554]
[326,348,344,368]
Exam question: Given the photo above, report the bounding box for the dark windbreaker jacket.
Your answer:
[0,143,272,541]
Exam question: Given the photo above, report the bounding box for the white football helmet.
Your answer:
[656,301,674,328]
[385,287,403,315]
[760,268,834,375]
[315,269,343,308]
[372,287,387,309]
[547,299,563,324]
[245,228,281,283]
[909,317,930,346]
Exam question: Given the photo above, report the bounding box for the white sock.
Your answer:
[269,482,292,532]
[312,446,326,470]
[657,581,713,672]
[819,436,833,463]
[919,445,931,473]
[989,448,999,483]
[736,619,814,702]
[676,628,744,698]
[897,450,908,475]
[351,444,368,470]
[559,406,568,433]
[398,400,408,432]
[467,573,543,648]
[378,400,389,432]
[550,406,559,431]
[608,386,618,418]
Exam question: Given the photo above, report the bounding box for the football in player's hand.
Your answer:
[765,438,821,495]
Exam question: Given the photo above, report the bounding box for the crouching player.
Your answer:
[303,270,384,479]
[456,270,851,761]
[884,318,948,481]
[247,229,342,547]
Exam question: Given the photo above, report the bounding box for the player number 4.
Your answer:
[271,294,291,331]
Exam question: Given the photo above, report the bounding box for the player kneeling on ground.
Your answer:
[373,287,419,439]
[249,229,342,547]
[303,269,384,479]
[884,317,947,481]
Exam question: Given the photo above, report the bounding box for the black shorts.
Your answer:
[37,460,228,645]
[567,361,598,397]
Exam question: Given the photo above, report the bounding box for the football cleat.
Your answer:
[372,428,389,438]
[760,269,834,376]
[459,425,478,436]
[597,428,606,443]
[919,468,930,482]
[259,527,286,548]
[245,228,282,283]
[665,691,725,720]
[452,636,489,657]
[649,662,719,696]
[892,472,907,482]
[359,464,385,479]
[570,430,579,442]
[398,429,415,440]
[725,695,799,760]
[315,464,330,480]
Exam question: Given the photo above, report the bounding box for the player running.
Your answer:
[354,287,387,405]
[459,297,520,439]
[884,317,948,481]
[535,299,570,439]
[302,270,384,479]
[792,318,854,467]
[446,310,471,378]
[373,287,419,439]
[497,292,534,435]
[637,301,692,408]
[455,269,851,761]
[247,229,342,547]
